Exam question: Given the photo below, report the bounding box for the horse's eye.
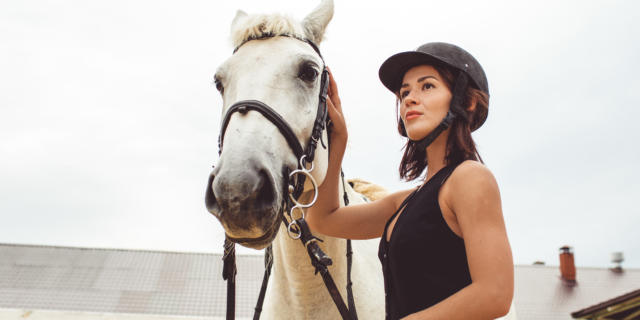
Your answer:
[214,78,224,94]
[299,64,318,82]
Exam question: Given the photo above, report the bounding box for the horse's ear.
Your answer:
[302,0,334,44]
[231,10,248,31]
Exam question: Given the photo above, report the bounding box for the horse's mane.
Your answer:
[348,178,389,202]
[231,13,306,48]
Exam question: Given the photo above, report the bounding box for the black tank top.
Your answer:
[378,163,471,319]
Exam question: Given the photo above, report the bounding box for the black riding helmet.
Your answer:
[379,42,489,149]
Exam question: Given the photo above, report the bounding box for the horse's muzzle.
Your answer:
[205,163,280,246]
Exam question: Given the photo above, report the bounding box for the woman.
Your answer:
[306,42,513,319]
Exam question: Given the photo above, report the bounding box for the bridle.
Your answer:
[214,33,358,320]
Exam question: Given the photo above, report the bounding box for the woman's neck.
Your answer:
[424,129,449,182]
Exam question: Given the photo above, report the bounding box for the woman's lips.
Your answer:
[405,112,422,121]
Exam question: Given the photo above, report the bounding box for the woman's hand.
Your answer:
[326,68,348,149]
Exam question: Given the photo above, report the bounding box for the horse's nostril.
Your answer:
[205,172,219,214]
[256,170,276,208]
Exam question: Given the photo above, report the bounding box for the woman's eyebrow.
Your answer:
[417,75,437,83]
[401,75,437,88]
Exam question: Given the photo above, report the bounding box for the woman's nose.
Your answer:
[404,93,418,106]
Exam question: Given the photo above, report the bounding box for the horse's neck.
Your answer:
[270,188,348,314]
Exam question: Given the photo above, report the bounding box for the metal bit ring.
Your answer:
[289,206,305,221]
[299,155,314,172]
[288,169,318,207]
[287,220,302,239]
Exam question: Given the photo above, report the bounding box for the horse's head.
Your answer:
[205,0,334,249]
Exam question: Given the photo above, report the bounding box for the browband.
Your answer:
[233,32,324,61]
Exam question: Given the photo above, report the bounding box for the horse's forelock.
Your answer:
[230,13,305,49]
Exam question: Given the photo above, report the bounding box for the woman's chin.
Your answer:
[406,128,433,141]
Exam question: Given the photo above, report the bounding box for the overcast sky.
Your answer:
[1,0,639,268]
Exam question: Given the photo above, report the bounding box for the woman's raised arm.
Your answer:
[305,70,411,239]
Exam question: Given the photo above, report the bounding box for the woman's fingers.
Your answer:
[324,71,348,144]
[327,68,342,113]
[326,96,341,129]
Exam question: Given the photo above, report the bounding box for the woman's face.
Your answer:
[399,64,452,141]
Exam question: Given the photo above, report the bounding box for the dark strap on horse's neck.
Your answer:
[222,238,237,320]
[281,216,354,320]
[233,173,357,320]
[253,245,273,320]
[341,170,358,320]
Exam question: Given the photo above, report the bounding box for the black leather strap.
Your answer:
[219,100,305,160]
[281,216,355,320]
[341,171,357,320]
[248,181,357,320]
[222,238,237,320]
[234,33,324,59]
[253,245,273,320]
[305,68,330,163]
[346,239,357,320]
[316,258,353,320]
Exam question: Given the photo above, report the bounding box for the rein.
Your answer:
[216,33,358,320]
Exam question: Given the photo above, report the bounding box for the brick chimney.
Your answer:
[611,251,624,273]
[559,246,576,285]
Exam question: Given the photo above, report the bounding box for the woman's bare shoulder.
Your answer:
[444,160,500,207]
[449,160,497,187]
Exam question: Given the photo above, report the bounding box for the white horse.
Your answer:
[205,0,385,319]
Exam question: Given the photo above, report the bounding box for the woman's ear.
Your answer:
[467,95,478,112]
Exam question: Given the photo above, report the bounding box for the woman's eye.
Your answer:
[299,64,319,82]
[215,79,224,94]
[400,90,409,99]
[422,83,434,90]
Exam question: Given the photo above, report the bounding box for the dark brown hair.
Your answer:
[397,63,489,181]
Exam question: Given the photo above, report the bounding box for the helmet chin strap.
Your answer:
[409,72,469,150]
[410,110,456,150]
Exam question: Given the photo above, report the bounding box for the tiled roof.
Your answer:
[514,264,640,320]
[2,243,639,319]
[0,243,264,318]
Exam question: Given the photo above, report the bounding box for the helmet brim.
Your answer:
[379,51,446,94]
